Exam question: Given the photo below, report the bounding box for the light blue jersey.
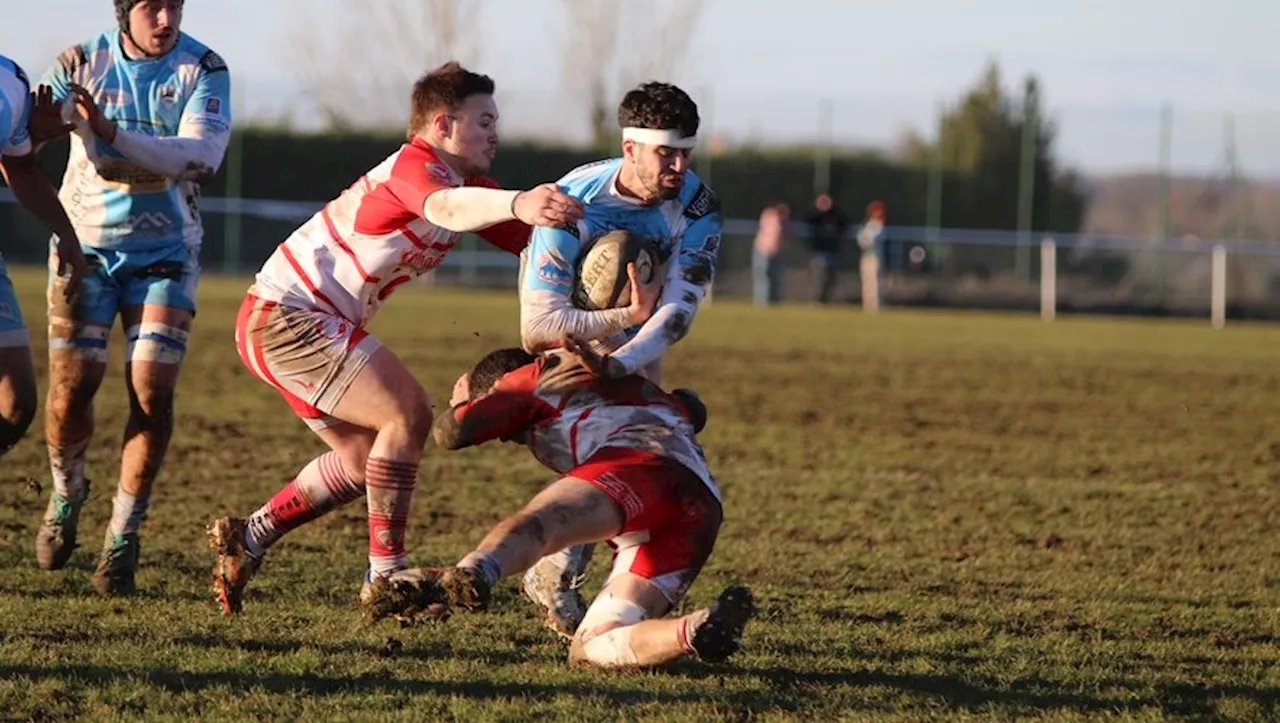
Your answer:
[0,55,33,158]
[0,55,33,345]
[41,29,231,253]
[519,158,723,380]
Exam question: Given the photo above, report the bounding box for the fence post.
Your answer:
[1040,236,1056,322]
[1210,244,1226,329]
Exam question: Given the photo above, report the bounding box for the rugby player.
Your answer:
[364,344,754,670]
[516,81,725,636]
[206,61,584,617]
[33,0,231,595]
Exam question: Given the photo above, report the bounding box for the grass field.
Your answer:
[0,268,1278,721]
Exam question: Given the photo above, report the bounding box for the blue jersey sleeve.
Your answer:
[519,222,635,353]
[608,185,723,376]
[40,46,85,104]
[1,63,32,156]
[180,50,231,137]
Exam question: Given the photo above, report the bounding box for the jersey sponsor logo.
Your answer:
[127,211,177,232]
[535,250,573,288]
[199,50,228,74]
[426,163,455,185]
[204,97,221,114]
[399,242,453,272]
[159,85,179,105]
[98,160,171,193]
[683,184,720,221]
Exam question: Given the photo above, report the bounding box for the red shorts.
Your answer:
[235,293,382,431]
[570,447,722,603]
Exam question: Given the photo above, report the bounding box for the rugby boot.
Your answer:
[92,530,140,596]
[522,556,588,639]
[689,585,756,663]
[35,479,91,570]
[361,567,451,625]
[207,516,263,616]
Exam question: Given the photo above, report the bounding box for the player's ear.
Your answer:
[432,112,452,139]
[621,139,638,163]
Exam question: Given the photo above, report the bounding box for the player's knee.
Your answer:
[127,321,190,367]
[383,391,433,444]
[129,379,177,421]
[0,385,37,454]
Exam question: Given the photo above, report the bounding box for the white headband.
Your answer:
[622,127,698,149]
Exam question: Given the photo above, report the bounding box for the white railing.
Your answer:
[2,190,1269,328]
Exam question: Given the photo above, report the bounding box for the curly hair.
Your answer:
[617,82,699,137]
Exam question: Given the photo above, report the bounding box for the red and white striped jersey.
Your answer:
[437,351,721,504]
[251,137,530,324]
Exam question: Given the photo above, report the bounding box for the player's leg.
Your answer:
[0,258,38,455]
[89,249,199,595]
[210,420,372,615]
[568,476,753,669]
[209,293,384,614]
[363,474,624,624]
[325,346,435,579]
[38,248,114,571]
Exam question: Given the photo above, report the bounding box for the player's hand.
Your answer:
[513,184,584,229]
[53,236,87,306]
[67,84,116,143]
[449,373,470,407]
[562,335,624,379]
[625,262,662,326]
[28,85,75,145]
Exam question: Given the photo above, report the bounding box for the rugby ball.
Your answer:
[572,230,657,311]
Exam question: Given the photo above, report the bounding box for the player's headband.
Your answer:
[622,127,698,149]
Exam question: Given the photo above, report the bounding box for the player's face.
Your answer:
[128,0,183,56]
[628,142,692,201]
[442,94,500,176]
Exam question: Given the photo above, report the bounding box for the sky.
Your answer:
[9,0,1280,176]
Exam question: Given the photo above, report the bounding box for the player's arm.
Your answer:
[1,86,87,293]
[519,224,650,354]
[432,367,552,450]
[603,205,723,377]
[74,51,232,180]
[423,181,582,235]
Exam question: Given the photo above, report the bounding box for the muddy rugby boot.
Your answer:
[689,585,756,663]
[522,556,588,639]
[35,480,91,570]
[208,516,263,616]
[361,568,451,625]
[92,530,140,596]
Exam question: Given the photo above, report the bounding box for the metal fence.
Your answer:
[1,191,1271,327]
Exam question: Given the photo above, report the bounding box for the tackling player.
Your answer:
[364,345,754,671]
[0,57,87,461]
[32,0,232,595]
[516,81,725,637]
[206,62,584,617]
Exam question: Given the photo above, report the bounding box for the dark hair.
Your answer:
[469,347,536,398]
[407,61,496,140]
[617,82,699,138]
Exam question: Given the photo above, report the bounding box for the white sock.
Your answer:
[49,437,90,501]
[457,551,502,587]
[108,489,149,536]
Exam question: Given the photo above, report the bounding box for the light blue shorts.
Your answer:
[0,255,29,348]
[49,243,201,327]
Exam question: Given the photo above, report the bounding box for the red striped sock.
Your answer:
[365,456,418,575]
[245,452,364,557]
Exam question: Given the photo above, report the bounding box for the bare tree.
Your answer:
[285,0,485,131]
[559,0,705,149]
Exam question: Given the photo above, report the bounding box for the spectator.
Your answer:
[858,201,887,312]
[804,193,849,304]
[753,203,789,306]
